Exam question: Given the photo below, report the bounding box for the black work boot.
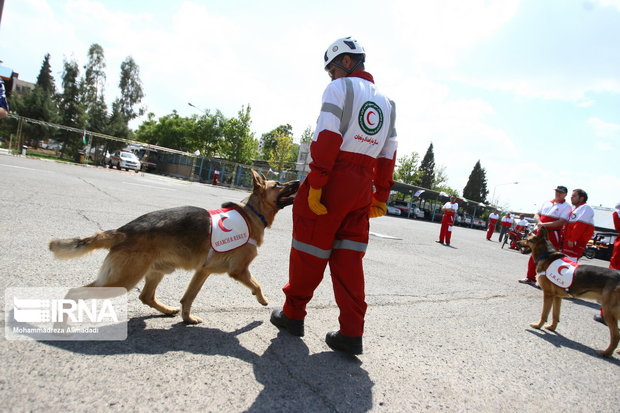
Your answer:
[270,309,304,337]
[325,331,363,355]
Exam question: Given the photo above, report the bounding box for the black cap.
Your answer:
[554,185,568,193]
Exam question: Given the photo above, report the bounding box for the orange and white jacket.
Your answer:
[564,203,595,244]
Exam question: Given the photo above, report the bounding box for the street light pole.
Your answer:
[492,181,519,206]
[188,102,208,114]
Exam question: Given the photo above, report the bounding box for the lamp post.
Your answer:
[188,102,209,114]
[491,181,519,206]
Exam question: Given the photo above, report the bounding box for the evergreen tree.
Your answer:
[462,160,489,203]
[419,143,436,189]
[36,54,55,94]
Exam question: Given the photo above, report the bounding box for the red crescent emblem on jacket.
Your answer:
[218,216,233,232]
[557,265,569,275]
[366,111,376,126]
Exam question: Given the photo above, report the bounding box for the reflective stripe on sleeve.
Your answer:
[292,238,332,259]
[321,102,343,119]
[333,239,367,253]
[339,78,354,136]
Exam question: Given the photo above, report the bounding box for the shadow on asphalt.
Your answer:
[40,316,374,411]
[526,328,620,365]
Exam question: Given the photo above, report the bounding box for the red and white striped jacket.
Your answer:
[563,203,595,244]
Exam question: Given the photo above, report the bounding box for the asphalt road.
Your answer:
[0,154,618,413]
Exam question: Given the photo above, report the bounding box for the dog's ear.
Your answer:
[251,169,266,192]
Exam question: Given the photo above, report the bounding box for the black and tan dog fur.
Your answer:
[49,170,299,325]
[518,227,620,357]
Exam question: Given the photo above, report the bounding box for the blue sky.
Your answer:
[1,0,618,212]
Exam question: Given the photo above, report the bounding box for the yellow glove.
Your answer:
[369,197,387,218]
[308,186,328,215]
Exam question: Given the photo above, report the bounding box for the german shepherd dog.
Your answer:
[49,170,299,325]
[518,227,620,357]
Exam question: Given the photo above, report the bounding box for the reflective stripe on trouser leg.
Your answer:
[283,215,335,320]
[330,247,367,337]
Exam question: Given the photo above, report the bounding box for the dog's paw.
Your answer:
[529,322,543,329]
[182,315,203,325]
[596,349,613,358]
[544,324,557,331]
[161,306,180,316]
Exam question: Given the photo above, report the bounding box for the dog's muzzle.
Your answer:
[276,181,300,209]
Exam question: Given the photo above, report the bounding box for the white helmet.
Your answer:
[323,37,365,69]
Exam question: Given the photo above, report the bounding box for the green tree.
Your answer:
[432,166,459,196]
[419,143,436,189]
[81,44,108,133]
[300,126,313,144]
[260,124,292,160]
[58,59,86,156]
[190,110,224,158]
[268,130,294,172]
[36,53,55,94]
[221,105,257,164]
[114,56,145,131]
[394,152,420,184]
[462,160,489,203]
[13,54,60,147]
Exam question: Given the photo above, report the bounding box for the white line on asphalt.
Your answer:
[369,231,402,240]
[0,163,42,172]
[123,182,176,191]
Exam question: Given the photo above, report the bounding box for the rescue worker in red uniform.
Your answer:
[270,37,397,355]
[519,186,571,286]
[436,196,458,246]
[595,201,620,325]
[498,213,513,243]
[610,202,620,270]
[561,189,595,262]
[486,211,499,241]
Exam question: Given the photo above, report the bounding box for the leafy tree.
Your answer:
[260,124,292,160]
[300,126,313,144]
[268,130,294,172]
[116,56,145,122]
[394,152,420,184]
[190,110,224,158]
[419,143,436,189]
[432,166,459,196]
[462,160,489,203]
[221,105,257,164]
[81,44,108,133]
[57,59,86,156]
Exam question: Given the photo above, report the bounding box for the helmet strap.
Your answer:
[330,56,364,76]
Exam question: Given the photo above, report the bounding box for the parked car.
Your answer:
[387,205,401,216]
[108,151,141,172]
[584,232,617,261]
[135,148,158,172]
[389,201,424,218]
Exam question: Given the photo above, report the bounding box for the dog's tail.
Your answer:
[49,230,125,259]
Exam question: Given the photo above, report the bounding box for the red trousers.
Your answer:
[610,239,620,270]
[562,241,587,262]
[486,221,497,240]
[439,214,455,244]
[526,229,563,281]
[282,170,372,337]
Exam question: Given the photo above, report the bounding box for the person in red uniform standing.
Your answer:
[436,196,458,246]
[270,37,397,355]
[498,213,513,243]
[609,202,620,270]
[518,185,571,286]
[514,215,528,232]
[486,210,499,241]
[561,189,595,262]
[594,201,620,325]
